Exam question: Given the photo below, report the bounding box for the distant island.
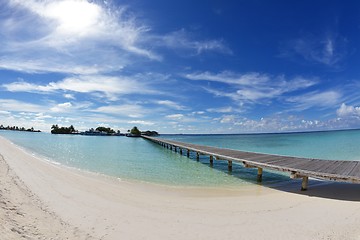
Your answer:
[80,127,124,136]
[0,125,41,133]
[51,125,77,134]
[51,125,159,137]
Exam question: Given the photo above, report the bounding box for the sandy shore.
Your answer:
[1,136,360,240]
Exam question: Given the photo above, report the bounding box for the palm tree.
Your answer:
[130,126,141,135]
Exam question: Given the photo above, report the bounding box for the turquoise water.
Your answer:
[1,129,360,187]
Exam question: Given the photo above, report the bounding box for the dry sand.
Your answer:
[1,136,360,240]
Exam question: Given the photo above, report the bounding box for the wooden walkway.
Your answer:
[142,136,360,190]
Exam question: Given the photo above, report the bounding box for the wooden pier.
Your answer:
[142,136,360,190]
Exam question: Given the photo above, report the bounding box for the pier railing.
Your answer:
[142,136,360,190]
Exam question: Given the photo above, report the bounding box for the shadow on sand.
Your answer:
[151,141,360,202]
[265,180,360,202]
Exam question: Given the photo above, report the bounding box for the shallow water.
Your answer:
[1,129,359,187]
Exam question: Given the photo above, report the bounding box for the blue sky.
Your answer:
[1,0,360,133]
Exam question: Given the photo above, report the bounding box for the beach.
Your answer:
[1,136,360,240]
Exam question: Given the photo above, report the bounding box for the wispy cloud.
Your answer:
[3,74,159,101]
[158,29,232,55]
[0,1,231,75]
[0,99,46,113]
[280,32,347,67]
[185,71,268,85]
[0,0,159,74]
[286,91,342,110]
[184,71,318,103]
[93,104,148,118]
[155,100,188,110]
[212,113,346,133]
[207,106,235,113]
[127,120,155,126]
[165,113,200,123]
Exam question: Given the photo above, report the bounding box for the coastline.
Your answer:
[1,136,360,239]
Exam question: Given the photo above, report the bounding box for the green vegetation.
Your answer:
[51,125,77,134]
[142,130,159,136]
[49,124,159,137]
[0,125,40,132]
[129,126,141,136]
[95,126,115,134]
[127,127,159,137]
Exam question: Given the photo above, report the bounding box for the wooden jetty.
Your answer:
[142,136,360,190]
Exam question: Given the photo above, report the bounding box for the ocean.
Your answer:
[1,129,360,187]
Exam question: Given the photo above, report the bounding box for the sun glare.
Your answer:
[45,0,102,35]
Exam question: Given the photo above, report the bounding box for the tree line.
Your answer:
[0,125,41,132]
[50,125,158,136]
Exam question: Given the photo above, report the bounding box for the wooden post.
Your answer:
[210,156,213,166]
[187,149,190,157]
[257,168,263,182]
[228,160,232,171]
[174,146,177,152]
[196,152,199,161]
[170,145,172,150]
[301,176,309,191]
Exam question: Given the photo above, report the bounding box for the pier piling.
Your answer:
[257,168,263,182]
[228,161,232,171]
[142,135,360,191]
[301,176,309,191]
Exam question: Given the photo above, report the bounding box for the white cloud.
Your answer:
[157,29,232,55]
[3,75,157,100]
[166,114,185,120]
[1,1,230,75]
[35,113,53,120]
[50,102,72,112]
[155,100,187,110]
[336,103,360,117]
[94,104,146,118]
[0,0,159,75]
[287,91,342,110]
[0,99,46,113]
[63,94,75,100]
[213,114,332,133]
[192,111,205,115]
[207,106,234,113]
[164,113,202,123]
[185,71,268,85]
[0,110,11,115]
[186,71,317,104]
[281,33,347,67]
[127,120,155,126]
[220,115,236,124]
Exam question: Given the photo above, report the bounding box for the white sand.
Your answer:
[1,136,360,240]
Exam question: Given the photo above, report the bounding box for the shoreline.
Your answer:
[1,136,360,239]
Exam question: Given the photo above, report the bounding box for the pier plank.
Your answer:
[142,136,360,187]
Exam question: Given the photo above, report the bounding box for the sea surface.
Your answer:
[1,129,360,187]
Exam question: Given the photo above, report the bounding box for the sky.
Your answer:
[0,0,360,134]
